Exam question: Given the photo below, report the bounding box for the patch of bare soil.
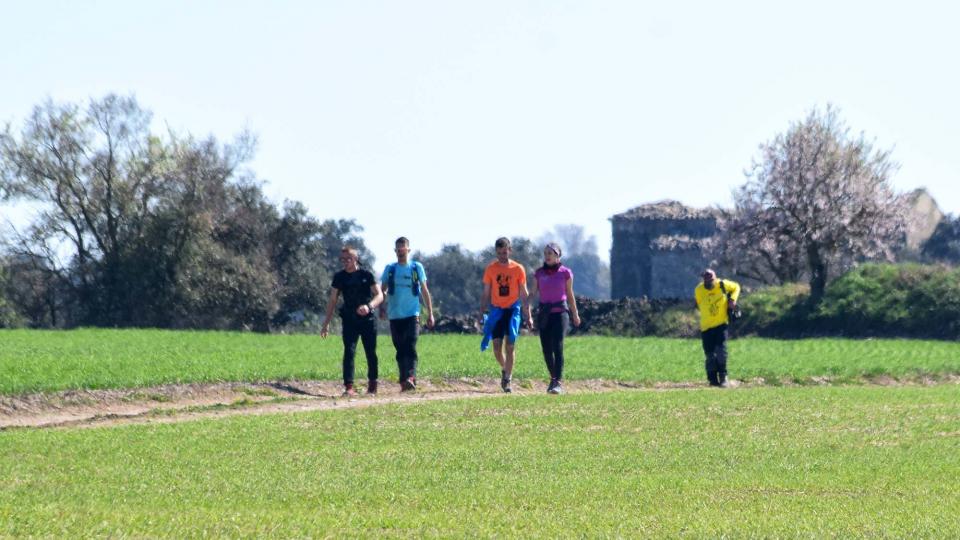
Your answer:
[1,375,956,431]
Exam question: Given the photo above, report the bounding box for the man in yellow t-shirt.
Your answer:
[694,268,740,387]
[480,237,533,393]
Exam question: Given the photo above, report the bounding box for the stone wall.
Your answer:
[649,247,707,300]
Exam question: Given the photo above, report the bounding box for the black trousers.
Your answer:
[389,316,420,382]
[539,312,568,381]
[341,315,378,385]
[701,324,728,384]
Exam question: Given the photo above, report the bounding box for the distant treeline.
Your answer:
[0,95,610,331]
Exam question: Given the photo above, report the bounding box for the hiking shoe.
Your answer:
[500,376,512,394]
[400,378,416,392]
[546,379,557,393]
[367,381,378,395]
[548,382,564,395]
[342,385,357,397]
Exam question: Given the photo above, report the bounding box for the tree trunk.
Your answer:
[807,244,828,304]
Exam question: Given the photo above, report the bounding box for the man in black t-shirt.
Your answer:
[321,246,384,397]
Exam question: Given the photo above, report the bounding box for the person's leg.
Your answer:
[389,319,404,382]
[491,315,512,392]
[715,325,729,386]
[492,339,506,369]
[394,316,419,390]
[504,342,515,379]
[551,313,567,383]
[359,317,378,389]
[404,316,420,381]
[702,327,719,386]
[342,318,361,389]
[491,314,509,370]
[539,326,556,381]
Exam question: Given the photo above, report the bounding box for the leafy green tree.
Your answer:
[1,94,371,331]
[0,264,24,327]
[414,244,484,316]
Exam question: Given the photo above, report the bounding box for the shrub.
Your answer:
[817,263,960,339]
[735,283,812,337]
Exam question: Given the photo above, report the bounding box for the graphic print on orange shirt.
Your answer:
[483,260,526,308]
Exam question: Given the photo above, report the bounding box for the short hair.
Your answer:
[341,246,359,259]
[395,237,410,247]
[495,237,511,249]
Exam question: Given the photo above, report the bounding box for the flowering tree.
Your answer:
[722,106,906,302]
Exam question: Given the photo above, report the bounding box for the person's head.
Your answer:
[340,246,360,272]
[494,237,511,263]
[702,268,717,289]
[543,242,562,266]
[394,237,410,261]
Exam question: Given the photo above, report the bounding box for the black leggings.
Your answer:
[342,315,378,385]
[539,312,568,381]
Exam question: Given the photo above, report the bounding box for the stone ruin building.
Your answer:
[611,190,944,300]
[610,200,719,300]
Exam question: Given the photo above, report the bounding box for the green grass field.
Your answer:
[2,328,960,394]
[1,385,958,537]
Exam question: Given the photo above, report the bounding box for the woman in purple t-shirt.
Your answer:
[530,242,581,394]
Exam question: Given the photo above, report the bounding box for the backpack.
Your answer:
[386,262,421,297]
[719,280,742,322]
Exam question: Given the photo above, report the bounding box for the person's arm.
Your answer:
[519,281,533,328]
[320,287,340,338]
[565,275,580,327]
[480,282,491,323]
[378,267,390,320]
[378,280,389,320]
[356,283,383,317]
[528,273,539,304]
[420,280,435,329]
[724,280,741,309]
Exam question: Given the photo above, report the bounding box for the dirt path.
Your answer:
[0,378,636,430]
[1,376,955,431]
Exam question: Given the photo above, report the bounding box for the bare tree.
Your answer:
[730,105,906,302]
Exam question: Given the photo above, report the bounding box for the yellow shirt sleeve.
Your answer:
[723,280,741,302]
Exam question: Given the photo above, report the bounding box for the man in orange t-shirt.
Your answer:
[480,237,533,393]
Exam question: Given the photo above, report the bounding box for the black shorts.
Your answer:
[491,313,511,340]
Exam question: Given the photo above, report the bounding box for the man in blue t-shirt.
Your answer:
[380,237,435,391]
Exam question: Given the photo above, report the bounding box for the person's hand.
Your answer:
[571,313,581,327]
[525,316,534,329]
[320,322,329,338]
[727,299,737,310]
[479,311,487,326]
[356,304,371,317]
[426,313,435,329]
[378,305,387,321]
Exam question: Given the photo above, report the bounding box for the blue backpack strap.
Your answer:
[407,261,421,297]
[386,263,397,295]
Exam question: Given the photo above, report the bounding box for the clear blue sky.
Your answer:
[2,1,958,265]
